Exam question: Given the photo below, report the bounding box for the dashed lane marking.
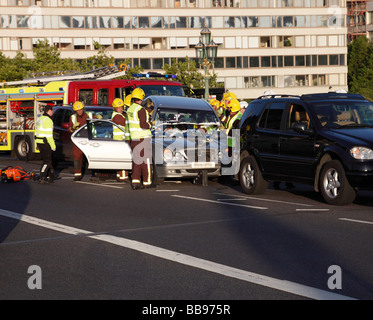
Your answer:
[214,192,314,207]
[0,208,355,300]
[339,218,373,225]
[172,195,268,210]
[75,181,124,189]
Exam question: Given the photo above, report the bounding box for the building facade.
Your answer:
[0,0,348,99]
[367,1,373,42]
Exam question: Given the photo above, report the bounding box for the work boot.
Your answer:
[131,184,144,190]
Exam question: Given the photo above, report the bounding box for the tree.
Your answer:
[348,36,373,101]
[32,39,62,72]
[79,41,115,71]
[162,56,223,90]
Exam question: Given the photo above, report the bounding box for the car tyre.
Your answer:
[319,160,356,205]
[14,136,35,161]
[239,155,268,195]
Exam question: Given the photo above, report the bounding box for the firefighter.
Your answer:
[68,101,94,181]
[126,88,154,190]
[35,104,56,183]
[209,98,220,111]
[111,98,129,182]
[225,99,242,157]
[124,94,132,142]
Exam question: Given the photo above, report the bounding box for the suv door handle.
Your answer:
[78,141,89,145]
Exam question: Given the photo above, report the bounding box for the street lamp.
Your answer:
[195,23,218,100]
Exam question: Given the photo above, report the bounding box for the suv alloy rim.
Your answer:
[243,162,255,189]
[322,167,341,199]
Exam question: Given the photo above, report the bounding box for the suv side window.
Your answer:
[258,102,286,130]
[286,103,311,131]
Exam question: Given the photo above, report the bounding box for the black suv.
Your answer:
[239,92,373,205]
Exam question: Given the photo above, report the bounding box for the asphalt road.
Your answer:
[1,151,373,305]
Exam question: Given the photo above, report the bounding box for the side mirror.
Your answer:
[293,122,313,135]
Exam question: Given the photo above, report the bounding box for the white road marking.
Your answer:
[75,181,124,189]
[172,195,268,210]
[213,192,314,207]
[156,190,180,192]
[296,209,330,212]
[339,218,373,225]
[0,208,356,300]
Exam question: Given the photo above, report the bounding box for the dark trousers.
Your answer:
[72,145,84,176]
[130,138,152,186]
[37,143,52,179]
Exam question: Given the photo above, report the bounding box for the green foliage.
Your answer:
[348,36,373,101]
[78,41,115,71]
[32,39,61,72]
[162,56,223,89]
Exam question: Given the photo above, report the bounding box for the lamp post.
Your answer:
[195,23,218,100]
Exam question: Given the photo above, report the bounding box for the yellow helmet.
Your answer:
[219,100,226,109]
[209,99,220,108]
[223,92,237,101]
[73,101,84,111]
[124,94,132,107]
[227,99,241,113]
[112,98,124,109]
[131,88,145,101]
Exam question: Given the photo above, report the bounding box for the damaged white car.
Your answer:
[71,96,230,183]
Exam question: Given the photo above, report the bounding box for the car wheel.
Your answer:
[239,156,268,195]
[319,160,356,205]
[14,136,35,161]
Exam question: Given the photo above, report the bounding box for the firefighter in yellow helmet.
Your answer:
[225,99,241,157]
[68,101,94,181]
[219,100,228,126]
[111,98,130,182]
[123,94,132,142]
[220,92,237,127]
[126,88,155,190]
[209,99,220,111]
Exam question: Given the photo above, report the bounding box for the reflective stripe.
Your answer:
[35,115,56,150]
[127,103,151,140]
[112,111,126,141]
[226,113,241,148]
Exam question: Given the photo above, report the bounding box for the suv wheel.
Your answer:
[320,160,356,205]
[239,156,268,195]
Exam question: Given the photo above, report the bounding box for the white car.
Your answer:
[71,96,229,183]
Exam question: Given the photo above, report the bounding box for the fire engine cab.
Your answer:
[0,65,184,160]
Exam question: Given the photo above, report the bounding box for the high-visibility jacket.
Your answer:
[111,111,126,141]
[225,112,242,148]
[127,103,152,140]
[35,115,56,150]
[70,111,93,128]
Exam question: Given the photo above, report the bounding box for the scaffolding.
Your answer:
[347,0,367,42]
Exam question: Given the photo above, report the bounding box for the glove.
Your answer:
[52,148,56,152]
[73,123,80,130]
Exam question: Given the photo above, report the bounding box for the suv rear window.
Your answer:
[258,102,286,130]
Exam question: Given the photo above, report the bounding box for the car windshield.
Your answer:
[153,107,220,135]
[86,108,113,120]
[155,108,219,125]
[312,101,373,128]
[138,85,185,97]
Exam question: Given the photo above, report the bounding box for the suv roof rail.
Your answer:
[256,94,300,100]
[301,92,366,101]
